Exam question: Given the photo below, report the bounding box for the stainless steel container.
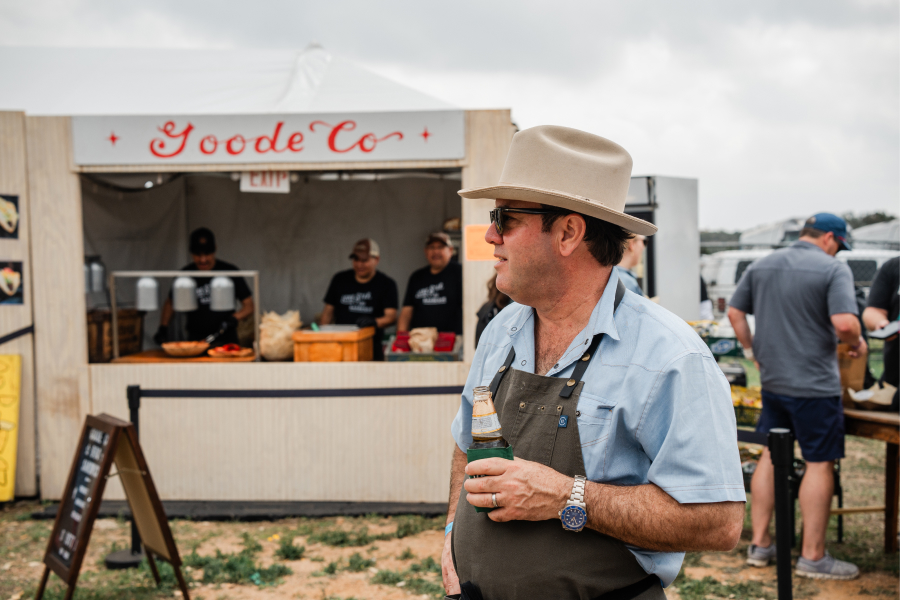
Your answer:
[210,276,235,311]
[172,276,198,312]
[135,277,159,311]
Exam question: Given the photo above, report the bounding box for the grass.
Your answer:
[306,515,443,548]
[368,558,444,599]
[275,536,305,560]
[346,552,376,572]
[674,574,774,600]
[181,530,291,587]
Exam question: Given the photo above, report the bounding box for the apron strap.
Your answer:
[488,278,627,400]
[489,344,518,398]
[559,278,626,399]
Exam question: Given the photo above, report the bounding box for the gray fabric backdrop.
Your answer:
[82,173,462,349]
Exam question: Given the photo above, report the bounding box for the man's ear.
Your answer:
[557,214,587,258]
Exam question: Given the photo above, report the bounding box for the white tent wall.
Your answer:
[82,174,462,351]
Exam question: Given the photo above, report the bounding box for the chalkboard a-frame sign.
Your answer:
[36,413,190,600]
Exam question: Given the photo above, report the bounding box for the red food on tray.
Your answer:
[392,332,411,352]
[434,332,456,352]
[207,344,254,358]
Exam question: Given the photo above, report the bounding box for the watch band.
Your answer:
[569,475,586,503]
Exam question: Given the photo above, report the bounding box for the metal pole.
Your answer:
[127,385,142,555]
[253,273,260,362]
[110,274,119,359]
[769,427,794,600]
[104,385,144,569]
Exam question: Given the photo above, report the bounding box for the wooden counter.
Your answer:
[844,408,899,553]
[111,350,256,364]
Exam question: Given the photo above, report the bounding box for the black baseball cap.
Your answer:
[189,227,216,255]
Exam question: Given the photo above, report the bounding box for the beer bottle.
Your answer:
[470,386,509,450]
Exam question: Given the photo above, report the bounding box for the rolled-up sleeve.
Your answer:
[638,351,746,504]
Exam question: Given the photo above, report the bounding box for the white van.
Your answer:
[701,248,899,319]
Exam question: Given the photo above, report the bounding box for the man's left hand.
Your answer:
[464,457,570,522]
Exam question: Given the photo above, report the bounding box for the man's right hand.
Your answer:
[152,325,168,346]
[441,531,460,595]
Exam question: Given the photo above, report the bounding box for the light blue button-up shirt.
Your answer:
[451,270,745,587]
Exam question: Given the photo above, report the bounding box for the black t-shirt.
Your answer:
[324,270,398,360]
[867,256,899,387]
[175,260,252,342]
[402,262,463,334]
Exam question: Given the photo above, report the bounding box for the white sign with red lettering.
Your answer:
[71,111,465,166]
[240,171,290,194]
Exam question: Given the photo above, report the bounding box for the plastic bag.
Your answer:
[259,310,301,361]
[408,327,438,353]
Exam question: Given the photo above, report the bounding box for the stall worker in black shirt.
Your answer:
[398,232,463,336]
[321,238,398,361]
[863,256,899,408]
[154,227,254,346]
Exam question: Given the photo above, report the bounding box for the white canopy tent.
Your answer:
[0,45,455,115]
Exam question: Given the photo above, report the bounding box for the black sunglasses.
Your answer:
[489,207,561,235]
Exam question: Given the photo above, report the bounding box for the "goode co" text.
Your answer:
[150,119,404,159]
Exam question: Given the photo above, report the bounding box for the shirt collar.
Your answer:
[504,269,623,344]
[792,240,824,254]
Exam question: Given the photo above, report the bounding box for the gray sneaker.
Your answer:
[795,552,860,580]
[746,543,777,567]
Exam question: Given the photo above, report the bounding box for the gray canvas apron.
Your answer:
[451,281,664,600]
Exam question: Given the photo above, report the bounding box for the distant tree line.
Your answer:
[841,211,896,229]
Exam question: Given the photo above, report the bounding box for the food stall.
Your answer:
[0,46,700,506]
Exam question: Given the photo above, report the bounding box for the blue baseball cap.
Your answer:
[804,213,851,251]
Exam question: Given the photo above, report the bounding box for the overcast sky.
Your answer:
[0,0,897,230]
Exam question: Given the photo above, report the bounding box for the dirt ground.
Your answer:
[1,436,897,600]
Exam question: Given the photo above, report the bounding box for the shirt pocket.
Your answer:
[577,392,617,480]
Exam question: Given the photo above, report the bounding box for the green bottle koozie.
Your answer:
[467,445,514,513]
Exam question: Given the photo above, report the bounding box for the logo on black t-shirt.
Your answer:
[414,282,447,306]
[340,291,374,314]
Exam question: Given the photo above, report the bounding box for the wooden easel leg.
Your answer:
[174,565,191,600]
[146,550,161,585]
[34,566,49,600]
[885,442,899,554]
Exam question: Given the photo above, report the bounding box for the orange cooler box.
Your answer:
[292,327,375,362]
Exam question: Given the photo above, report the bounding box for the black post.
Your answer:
[105,385,144,570]
[769,427,794,600]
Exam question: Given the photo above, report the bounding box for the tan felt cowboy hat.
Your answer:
[459,125,657,236]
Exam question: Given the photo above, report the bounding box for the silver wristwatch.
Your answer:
[558,475,588,532]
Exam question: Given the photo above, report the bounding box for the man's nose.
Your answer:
[484,223,502,245]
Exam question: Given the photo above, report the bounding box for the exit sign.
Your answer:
[240,171,290,194]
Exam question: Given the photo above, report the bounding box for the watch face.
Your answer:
[561,505,587,530]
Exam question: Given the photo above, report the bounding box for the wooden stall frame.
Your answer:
[22,109,514,501]
[109,270,260,360]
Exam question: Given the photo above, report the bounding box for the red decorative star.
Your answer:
[421,127,430,142]
[108,132,119,146]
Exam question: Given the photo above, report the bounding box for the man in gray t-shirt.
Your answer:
[728,213,865,580]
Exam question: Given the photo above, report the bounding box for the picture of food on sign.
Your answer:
[0,263,23,304]
[0,195,19,238]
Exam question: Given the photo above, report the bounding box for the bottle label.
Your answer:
[472,411,502,436]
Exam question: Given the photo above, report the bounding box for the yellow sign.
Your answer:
[465,224,496,261]
[0,354,21,501]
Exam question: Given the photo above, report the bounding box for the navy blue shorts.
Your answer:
[756,390,845,462]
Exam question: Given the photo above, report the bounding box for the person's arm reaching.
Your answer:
[831,312,866,358]
[233,296,254,321]
[397,306,414,332]
[377,308,398,328]
[320,304,334,325]
[863,306,890,332]
[441,447,466,595]
[727,306,757,367]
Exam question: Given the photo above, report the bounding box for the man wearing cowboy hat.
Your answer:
[441,126,745,600]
